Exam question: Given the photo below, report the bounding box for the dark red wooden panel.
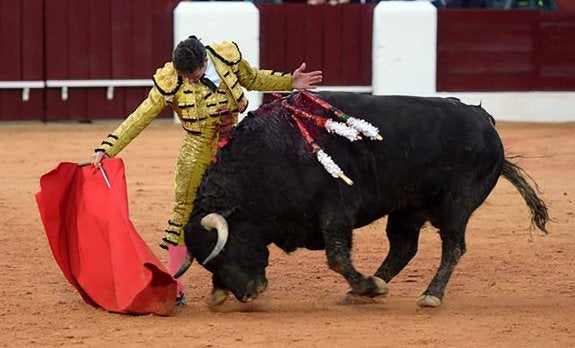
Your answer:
[258,4,288,71]
[131,0,153,78]
[537,13,575,90]
[20,17,45,125]
[45,0,69,120]
[151,0,178,69]
[258,3,374,86]
[22,0,44,80]
[302,6,324,74]
[556,0,575,11]
[285,5,307,73]
[0,0,22,80]
[45,0,69,80]
[111,0,134,79]
[0,1,45,121]
[0,1,20,120]
[85,0,112,120]
[21,89,44,121]
[438,10,575,91]
[89,0,112,79]
[68,0,90,120]
[437,10,539,91]
[125,87,151,119]
[0,91,21,121]
[323,6,343,85]
[340,5,362,85]
[359,4,376,85]
[20,0,44,121]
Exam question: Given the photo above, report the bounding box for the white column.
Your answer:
[372,2,437,96]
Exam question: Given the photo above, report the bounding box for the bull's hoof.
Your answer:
[211,288,229,306]
[417,294,441,308]
[369,276,389,297]
[342,276,388,304]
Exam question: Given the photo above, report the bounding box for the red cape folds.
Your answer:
[35,158,176,316]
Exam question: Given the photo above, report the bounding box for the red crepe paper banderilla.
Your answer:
[274,91,382,186]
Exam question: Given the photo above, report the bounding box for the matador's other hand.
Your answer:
[91,150,108,167]
[292,62,323,90]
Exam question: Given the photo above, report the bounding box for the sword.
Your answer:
[78,160,111,189]
[98,163,111,189]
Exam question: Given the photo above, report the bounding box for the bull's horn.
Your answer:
[173,251,193,279]
[200,213,229,266]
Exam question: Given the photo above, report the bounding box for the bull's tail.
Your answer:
[501,159,549,233]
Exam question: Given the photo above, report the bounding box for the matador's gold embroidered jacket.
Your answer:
[96,41,293,156]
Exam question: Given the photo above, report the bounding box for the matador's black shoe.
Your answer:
[176,293,187,307]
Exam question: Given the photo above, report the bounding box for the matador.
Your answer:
[90,36,323,305]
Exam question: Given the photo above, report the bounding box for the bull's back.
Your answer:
[203,92,504,237]
[320,93,504,226]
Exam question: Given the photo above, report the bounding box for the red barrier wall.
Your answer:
[437,10,575,91]
[43,0,178,121]
[0,0,178,121]
[257,3,375,86]
[1,3,574,121]
[0,0,44,121]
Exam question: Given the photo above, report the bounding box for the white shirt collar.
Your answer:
[204,56,222,87]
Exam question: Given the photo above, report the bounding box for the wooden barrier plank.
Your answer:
[45,0,69,120]
[151,0,178,119]
[437,10,540,91]
[537,13,575,90]
[22,0,44,80]
[323,6,343,85]
[111,0,136,120]
[88,0,112,78]
[87,0,114,120]
[285,5,306,73]
[131,0,153,78]
[151,1,177,69]
[303,6,324,75]
[0,1,20,120]
[360,4,375,86]
[340,5,362,86]
[68,0,90,121]
[258,4,287,71]
[20,0,45,124]
[0,91,22,121]
[111,0,134,79]
[0,0,21,80]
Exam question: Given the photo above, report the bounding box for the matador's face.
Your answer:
[180,58,208,84]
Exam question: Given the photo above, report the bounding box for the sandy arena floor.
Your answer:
[0,119,573,347]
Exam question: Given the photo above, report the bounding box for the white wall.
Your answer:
[372,2,437,97]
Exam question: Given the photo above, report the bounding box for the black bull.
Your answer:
[176,92,548,307]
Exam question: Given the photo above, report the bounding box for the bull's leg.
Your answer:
[418,222,467,307]
[375,210,425,282]
[321,214,387,297]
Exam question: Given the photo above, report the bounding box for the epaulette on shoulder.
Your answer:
[152,62,183,95]
[206,41,242,66]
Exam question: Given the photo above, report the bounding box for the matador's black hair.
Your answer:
[173,35,207,74]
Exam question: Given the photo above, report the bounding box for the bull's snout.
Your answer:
[238,278,268,303]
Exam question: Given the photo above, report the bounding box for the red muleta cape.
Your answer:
[35,158,176,315]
